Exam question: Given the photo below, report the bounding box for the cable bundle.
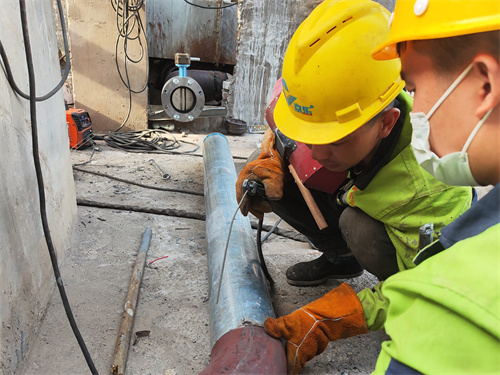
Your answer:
[110,0,148,130]
[104,129,199,154]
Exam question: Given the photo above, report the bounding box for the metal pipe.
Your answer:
[203,132,273,343]
[111,228,152,375]
[199,133,286,374]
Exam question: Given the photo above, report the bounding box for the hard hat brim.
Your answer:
[372,43,399,61]
[372,1,500,61]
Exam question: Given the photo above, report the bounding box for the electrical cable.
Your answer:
[0,0,70,101]
[216,191,278,304]
[72,136,247,159]
[261,217,281,243]
[77,197,206,221]
[216,189,248,304]
[104,129,200,154]
[109,0,148,131]
[18,1,98,374]
[148,255,169,266]
[72,143,97,166]
[183,0,238,9]
[256,217,275,286]
[72,166,204,196]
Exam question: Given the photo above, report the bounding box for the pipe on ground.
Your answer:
[199,133,286,374]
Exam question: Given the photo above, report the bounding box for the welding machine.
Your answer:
[66,108,93,149]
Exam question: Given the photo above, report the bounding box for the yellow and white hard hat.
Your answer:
[274,0,404,145]
[373,0,500,60]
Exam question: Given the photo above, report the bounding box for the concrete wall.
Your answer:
[229,0,396,127]
[67,0,148,133]
[0,2,77,373]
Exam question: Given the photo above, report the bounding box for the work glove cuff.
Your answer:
[264,283,368,374]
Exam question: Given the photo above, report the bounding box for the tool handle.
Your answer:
[288,164,328,230]
[242,179,267,197]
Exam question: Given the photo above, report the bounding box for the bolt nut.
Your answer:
[188,115,194,121]
[173,78,179,85]
[173,114,180,120]
[187,79,193,85]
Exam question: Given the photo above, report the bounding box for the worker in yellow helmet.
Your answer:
[235,0,476,373]
[367,0,499,373]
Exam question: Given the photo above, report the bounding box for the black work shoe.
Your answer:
[286,254,364,286]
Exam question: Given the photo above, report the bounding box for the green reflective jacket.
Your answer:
[350,92,473,330]
[373,223,500,374]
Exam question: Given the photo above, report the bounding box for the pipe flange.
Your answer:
[161,76,205,122]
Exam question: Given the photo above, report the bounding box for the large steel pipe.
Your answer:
[199,133,286,374]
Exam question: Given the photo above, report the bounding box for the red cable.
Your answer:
[148,255,169,265]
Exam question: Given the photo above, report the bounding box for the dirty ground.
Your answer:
[23,131,389,375]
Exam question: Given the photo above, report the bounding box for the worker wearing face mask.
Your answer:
[410,64,493,186]
[235,0,475,373]
[367,0,499,373]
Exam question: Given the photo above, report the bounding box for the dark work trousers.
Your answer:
[271,180,400,281]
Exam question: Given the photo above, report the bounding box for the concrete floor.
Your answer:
[23,131,388,375]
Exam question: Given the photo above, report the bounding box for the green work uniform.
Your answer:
[348,92,473,330]
[373,185,500,374]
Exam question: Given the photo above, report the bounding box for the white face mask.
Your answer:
[410,63,492,186]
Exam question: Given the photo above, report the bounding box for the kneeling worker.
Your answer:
[236,0,474,373]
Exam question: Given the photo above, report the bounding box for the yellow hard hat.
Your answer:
[274,0,404,145]
[373,0,500,60]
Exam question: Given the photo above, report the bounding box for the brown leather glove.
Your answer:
[235,128,285,219]
[264,283,368,374]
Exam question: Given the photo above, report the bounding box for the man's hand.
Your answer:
[264,283,368,374]
[236,128,285,219]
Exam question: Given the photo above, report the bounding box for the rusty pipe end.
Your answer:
[198,326,287,375]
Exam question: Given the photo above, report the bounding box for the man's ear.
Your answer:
[378,107,401,139]
[473,54,500,118]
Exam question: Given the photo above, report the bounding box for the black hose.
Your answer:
[256,216,275,286]
[19,1,98,373]
[1,0,70,101]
